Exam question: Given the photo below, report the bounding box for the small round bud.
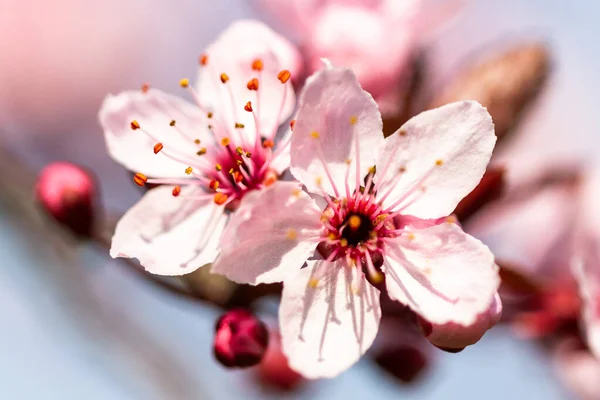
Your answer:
[36,162,97,238]
[213,309,269,368]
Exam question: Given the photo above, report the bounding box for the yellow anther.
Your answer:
[327,232,337,241]
[179,78,189,88]
[399,166,406,173]
[169,120,176,127]
[236,160,243,166]
[308,278,320,288]
[207,112,213,118]
[194,139,201,144]
[215,164,222,171]
[436,159,444,166]
[340,239,348,247]
[235,147,244,156]
[286,228,298,240]
[446,216,457,224]
[369,271,384,284]
[399,130,407,136]
[310,131,320,139]
[221,137,231,146]
[374,214,389,225]
[130,120,140,130]
[315,176,323,186]
[348,215,362,230]
[345,159,352,165]
[292,188,302,198]
[185,167,193,175]
[349,115,358,125]
[407,233,416,241]
[235,122,245,129]
[220,73,229,83]
[197,148,207,156]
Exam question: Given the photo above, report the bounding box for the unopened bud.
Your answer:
[36,162,97,238]
[214,309,269,368]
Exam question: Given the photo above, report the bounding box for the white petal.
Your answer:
[375,101,495,219]
[111,185,227,276]
[280,260,381,378]
[212,181,322,285]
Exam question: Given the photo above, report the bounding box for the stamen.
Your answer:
[199,54,208,66]
[209,179,220,190]
[185,167,193,175]
[133,173,148,186]
[141,83,150,93]
[172,185,181,197]
[169,120,176,127]
[364,251,384,284]
[179,78,190,88]
[247,78,259,91]
[262,139,274,148]
[252,59,264,71]
[277,70,291,84]
[196,148,207,156]
[244,101,253,112]
[214,193,229,205]
[290,120,296,130]
[130,120,140,130]
[234,123,245,129]
[220,73,229,83]
[221,137,231,146]
[153,143,163,154]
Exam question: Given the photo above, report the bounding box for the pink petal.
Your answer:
[466,183,575,280]
[110,185,227,276]
[195,20,299,140]
[269,128,292,175]
[290,65,384,197]
[99,89,209,177]
[280,260,381,378]
[422,292,502,350]
[384,221,500,326]
[212,181,322,285]
[376,101,495,219]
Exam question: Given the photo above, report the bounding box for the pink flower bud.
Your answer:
[419,293,503,352]
[214,309,269,368]
[36,162,97,237]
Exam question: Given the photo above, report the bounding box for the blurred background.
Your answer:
[1,0,598,398]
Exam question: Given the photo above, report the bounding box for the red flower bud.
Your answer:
[214,309,269,368]
[36,162,97,237]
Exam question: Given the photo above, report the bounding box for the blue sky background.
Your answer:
[1,0,598,398]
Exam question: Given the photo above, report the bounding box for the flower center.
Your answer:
[130,57,293,210]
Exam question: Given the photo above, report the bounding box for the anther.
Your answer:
[153,143,163,154]
[245,152,252,158]
[350,116,358,125]
[199,54,208,66]
[310,131,320,139]
[179,78,190,88]
[169,120,176,127]
[290,120,296,130]
[236,160,243,166]
[435,159,444,166]
[277,70,291,84]
[130,120,140,130]
[339,239,348,247]
[172,185,181,197]
[214,193,229,205]
[196,148,207,156]
[252,59,264,71]
[244,101,253,112]
[374,214,389,225]
[133,173,148,186]
[220,73,229,83]
[235,123,245,129]
[262,139,274,149]
[185,167,193,175]
[209,180,220,190]
[235,147,244,156]
[247,78,259,91]
[194,139,201,144]
[399,130,407,137]
[348,215,362,230]
[221,137,231,146]
[308,278,320,288]
[286,228,297,240]
[141,83,150,93]
[207,112,213,118]
[215,164,222,171]
[264,170,277,187]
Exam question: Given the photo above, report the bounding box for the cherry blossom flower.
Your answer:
[255,0,462,115]
[98,20,299,275]
[213,63,500,378]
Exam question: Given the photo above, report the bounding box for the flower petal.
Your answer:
[196,20,299,140]
[290,65,384,196]
[280,260,381,378]
[421,292,502,350]
[110,185,227,276]
[212,181,322,285]
[99,89,210,177]
[375,101,495,219]
[384,221,500,326]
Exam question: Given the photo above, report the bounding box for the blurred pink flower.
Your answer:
[98,20,300,275]
[254,0,462,115]
[213,63,500,378]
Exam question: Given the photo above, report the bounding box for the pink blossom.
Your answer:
[98,20,299,275]
[255,0,462,115]
[213,63,500,378]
